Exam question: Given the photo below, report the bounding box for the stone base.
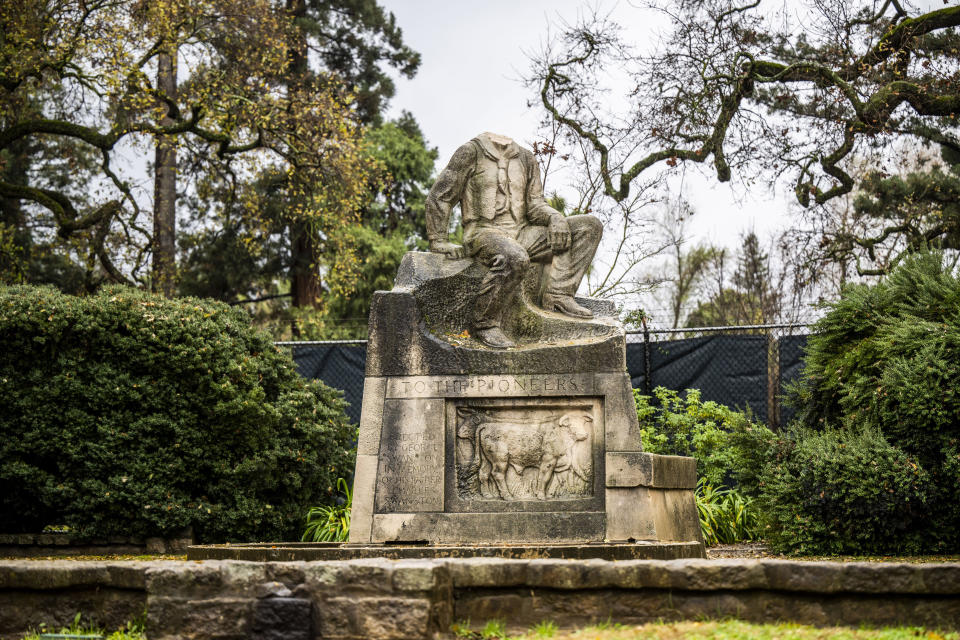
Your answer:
[352,251,703,549]
[186,541,705,562]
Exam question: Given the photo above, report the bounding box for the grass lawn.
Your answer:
[456,620,958,640]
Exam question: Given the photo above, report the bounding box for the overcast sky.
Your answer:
[379,0,795,251]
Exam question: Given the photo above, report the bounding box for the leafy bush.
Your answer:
[634,387,775,492]
[759,425,930,555]
[0,285,355,542]
[780,252,960,553]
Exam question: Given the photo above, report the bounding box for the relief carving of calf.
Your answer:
[459,413,592,500]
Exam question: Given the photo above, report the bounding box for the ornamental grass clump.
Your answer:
[0,285,355,542]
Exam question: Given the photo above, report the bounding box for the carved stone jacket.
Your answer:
[425,133,561,252]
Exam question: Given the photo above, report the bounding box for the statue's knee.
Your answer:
[499,248,530,275]
[582,215,603,238]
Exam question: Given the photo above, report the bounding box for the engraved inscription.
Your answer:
[454,404,593,501]
[386,374,594,398]
[375,398,443,512]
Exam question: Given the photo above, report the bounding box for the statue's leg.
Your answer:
[470,230,529,345]
[544,214,602,296]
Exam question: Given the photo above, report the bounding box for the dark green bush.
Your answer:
[635,387,775,493]
[777,252,960,553]
[0,285,355,542]
[759,425,930,555]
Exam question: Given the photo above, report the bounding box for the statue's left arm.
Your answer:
[523,150,571,251]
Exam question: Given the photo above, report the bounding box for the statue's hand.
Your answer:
[429,240,467,259]
[548,215,571,252]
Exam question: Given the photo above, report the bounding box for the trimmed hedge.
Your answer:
[760,425,930,555]
[0,285,355,542]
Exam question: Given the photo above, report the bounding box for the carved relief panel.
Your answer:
[445,397,604,513]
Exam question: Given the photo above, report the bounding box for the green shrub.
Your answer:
[759,425,931,555]
[634,387,775,493]
[782,252,960,552]
[302,477,352,542]
[696,479,762,546]
[0,285,355,542]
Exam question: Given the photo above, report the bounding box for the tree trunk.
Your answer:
[152,49,178,298]
[290,223,323,309]
[285,0,324,308]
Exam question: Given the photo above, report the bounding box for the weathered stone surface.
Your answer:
[4,558,960,639]
[375,398,444,513]
[146,596,253,640]
[605,453,697,489]
[0,534,191,558]
[318,596,432,640]
[602,374,643,452]
[347,454,377,543]
[250,597,311,640]
[447,398,602,512]
[605,487,657,541]
[371,512,606,544]
[188,541,705,562]
[356,377,386,456]
[0,587,145,640]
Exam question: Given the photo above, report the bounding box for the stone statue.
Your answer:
[426,132,603,349]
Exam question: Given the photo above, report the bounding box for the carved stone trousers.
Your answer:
[467,214,603,330]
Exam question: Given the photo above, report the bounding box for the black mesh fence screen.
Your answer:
[281,342,367,424]
[627,334,770,423]
[777,334,811,427]
[279,325,811,428]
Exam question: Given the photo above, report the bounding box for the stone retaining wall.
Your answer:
[0,533,192,557]
[2,558,959,639]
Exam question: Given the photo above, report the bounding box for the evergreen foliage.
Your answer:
[0,285,355,542]
[772,252,960,553]
[760,425,931,555]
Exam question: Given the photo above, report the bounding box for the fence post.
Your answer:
[643,323,652,395]
[767,330,780,430]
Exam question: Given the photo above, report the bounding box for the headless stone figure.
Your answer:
[425,132,603,349]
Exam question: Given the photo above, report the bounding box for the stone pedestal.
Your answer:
[350,252,703,552]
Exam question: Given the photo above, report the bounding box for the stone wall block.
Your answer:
[665,559,768,591]
[525,559,613,589]
[391,560,441,592]
[146,596,253,640]
[443,558,530,588]
[317,596,433,640]
[840,563,926,593]
[606,561,671,589]
[604,487,656,541]
[145,561,267,600]
[920,564,960,594]
[761,560,844,593]
[605,452,653,487]
[250,596,311,640]
[262,563,306,590]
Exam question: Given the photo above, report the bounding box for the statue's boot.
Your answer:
[542,293,594,319]
[472,326,516,349]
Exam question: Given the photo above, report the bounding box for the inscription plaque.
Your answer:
[375,398,443,512]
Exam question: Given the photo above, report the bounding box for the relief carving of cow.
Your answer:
[458,412,592,500]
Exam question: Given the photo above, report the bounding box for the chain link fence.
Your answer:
[277,323,812,429]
